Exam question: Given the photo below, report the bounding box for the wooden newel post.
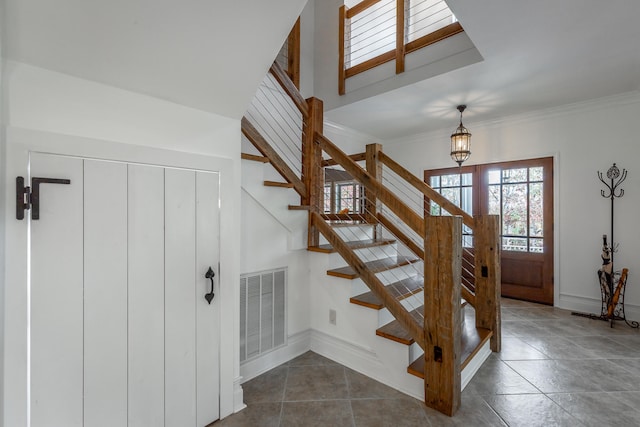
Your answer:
[424,215,462,416]
[473,215,501,352]
[365,143,382,234]
[303,97,324,247]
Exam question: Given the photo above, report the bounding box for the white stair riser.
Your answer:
[376,262,424,285]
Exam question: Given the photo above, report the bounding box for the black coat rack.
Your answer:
[572,163,638,328]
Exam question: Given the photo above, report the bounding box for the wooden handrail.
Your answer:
[339,5,347,95]
[405,22,464,55]
[378,151,474,228]
[241,117,307,198]
[346,0,382,19]
[322,152,366,167]
[269,61,309,118]
[316,133,424,237]
[313,211,425,349]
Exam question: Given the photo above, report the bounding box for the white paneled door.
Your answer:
[29,153,220,427]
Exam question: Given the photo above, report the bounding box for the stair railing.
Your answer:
[243,57,500,417]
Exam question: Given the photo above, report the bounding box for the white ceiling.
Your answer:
[4,0,640,140]
[3,0,307,120]
[325,0,640,140]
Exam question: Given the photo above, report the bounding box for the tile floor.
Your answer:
[214,299,640,426]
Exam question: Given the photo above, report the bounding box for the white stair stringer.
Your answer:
[241,158,307,250]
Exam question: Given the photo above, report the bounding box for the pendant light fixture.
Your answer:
[450,105,471,166]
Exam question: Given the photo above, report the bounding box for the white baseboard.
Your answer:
[240,329,311,382]
[558,292,640,321]
[461,340,491,390]
[233,376,247,413]
[309,329,423,400]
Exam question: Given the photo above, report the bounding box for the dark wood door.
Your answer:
[425,157,554,304]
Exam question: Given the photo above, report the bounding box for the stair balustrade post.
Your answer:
[424,215,462,416]
[365,143,382,236]
[303,97,324,247]
[473,215,502,352]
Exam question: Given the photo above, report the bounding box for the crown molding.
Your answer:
[388,90,640,146]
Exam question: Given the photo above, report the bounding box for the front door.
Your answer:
[28,153,220,426]
[425,157,554,304]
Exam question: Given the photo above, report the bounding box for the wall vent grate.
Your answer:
[240,267,287,363]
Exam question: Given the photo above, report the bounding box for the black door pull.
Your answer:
[205,267,215,304]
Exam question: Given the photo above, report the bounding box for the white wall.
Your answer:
[385,91,640,317]
[0,3,6,422]
[2,62,243,426]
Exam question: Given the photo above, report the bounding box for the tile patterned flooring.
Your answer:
[214,299,640,426]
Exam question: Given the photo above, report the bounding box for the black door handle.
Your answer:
[205,267,215,304]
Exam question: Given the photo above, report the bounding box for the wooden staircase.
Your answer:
[241,60,501,416]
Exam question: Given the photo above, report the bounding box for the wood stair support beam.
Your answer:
[312,212,425,350]
[322,152,366,167]
[241,153,269,163]
[379,151,474,228]
[241,117,307,198]
[473,215,502,352]
[288,205,312,211]
[351,276,422,310]
[264,181,294,188]
[269,61,309,118]
[308,238,395,254]
[424,215,462,416]
[316,133,424,237]
[327,255,418,280]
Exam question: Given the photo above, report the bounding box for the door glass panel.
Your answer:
[502,183,527,236]
[487,170,500,185]
[530,166,543,181]
[441,174,460,187]
[529,182,543,237]
[502,168,527,183]
[503,237,527,252]
[487,165,547,253]
[440,188,460,211]
[488,185,500,215]
[530,238,544,253]
[426,171,473,246]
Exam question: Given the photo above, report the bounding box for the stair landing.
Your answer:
[406,307,492,378]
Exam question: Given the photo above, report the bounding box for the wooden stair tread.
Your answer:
[406,308,493,379]
[376,300,468,344]
[241,153,269,163]
[308,238,395,254]
[351,276,423,310]
[326,255,419,279]
[376,304,424,344]
[263,180,294,188]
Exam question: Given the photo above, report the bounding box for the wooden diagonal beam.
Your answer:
[269,61,309,118]
[241,117,307,198]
